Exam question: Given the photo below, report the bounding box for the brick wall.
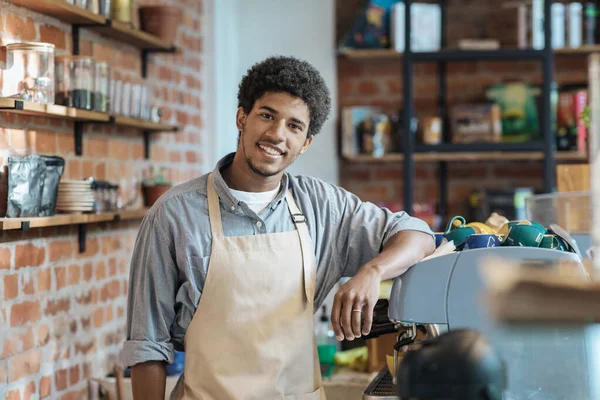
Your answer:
[337,0,589,220]
[0,0,205,398]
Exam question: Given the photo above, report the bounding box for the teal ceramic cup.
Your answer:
[501,223,546,247]
[444,216,476,247]
[539,234,568,251]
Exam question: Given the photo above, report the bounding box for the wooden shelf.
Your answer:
[7,0,175,51]
[113,116,178,132]
[91,20,174,51]
[8,0,105,24]
[0,208,148,231]
[0,98,178,131]
[339,46,600,60]
[343,151,587,163]
[0,98,110,122]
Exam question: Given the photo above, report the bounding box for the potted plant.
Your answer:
[142,167,172,207]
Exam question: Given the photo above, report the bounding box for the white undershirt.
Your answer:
[229,184,281,214]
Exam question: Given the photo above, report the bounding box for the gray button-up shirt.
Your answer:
[123,153,434,368]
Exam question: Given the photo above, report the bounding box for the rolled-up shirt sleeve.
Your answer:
[123,210,178,367]
[332,187,435,278]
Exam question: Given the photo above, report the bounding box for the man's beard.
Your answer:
[242,137,284,177]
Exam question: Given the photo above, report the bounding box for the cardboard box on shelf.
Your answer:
[450,104,502,144]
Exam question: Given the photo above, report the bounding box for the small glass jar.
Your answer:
[0,42,55,104]
[94,62,111,113]
[55,56,95,110]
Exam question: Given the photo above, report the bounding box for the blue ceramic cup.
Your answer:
[464,234,502,250]
[434,233,445,247]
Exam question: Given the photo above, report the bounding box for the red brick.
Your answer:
[49,240,73,262]
[9,349,42,382]
[6,15,36,41]
[44,297,70,316]
[55,369,68,391]
[37,324,50,346]
[0,361,5,383]
[66,159,81,180]
[38,269,51,293]
[68,265,80,286]
[90,163,104,180]
[82,161,93,179]
[105,305,114,322]
[55,266,67,290]
[100,281,120,302]
[6,389,20,400]
[3,336,19,358]
[20,326,35,352]
[83,263,93,282]
[33,131,58,154]
[0,247,11,269]
[117,306,125,318]
[132,142,145,159]
[75,339,95,355]
[185,151,198,163]
[15,244,45,269]
[21,272,35,295]
[11,301,41,327]
[92,308,104,328]
[77,238,99,258]
[374,166,402,180]
[40,376,51,398]
[108,258,117,275]
[57,132,74,154]
[23,380,36,400]
[40,25,66,50]
[68,365,80,386]
[108,139,131,161]
[95,261,107,280]
[4,274,19,300]
[86,137,109,158]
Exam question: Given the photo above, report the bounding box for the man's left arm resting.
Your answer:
[331,230,435,341]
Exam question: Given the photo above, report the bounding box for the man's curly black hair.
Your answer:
[237,56,332,137]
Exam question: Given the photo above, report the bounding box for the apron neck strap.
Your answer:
[284,190,306,225]
[207,174,224,237]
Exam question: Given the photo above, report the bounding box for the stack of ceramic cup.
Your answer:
[56,179,94,213]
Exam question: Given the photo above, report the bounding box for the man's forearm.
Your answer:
[131,361,167,400]
[363,230,435,280]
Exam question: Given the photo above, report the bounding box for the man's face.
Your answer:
[236,91,313,177]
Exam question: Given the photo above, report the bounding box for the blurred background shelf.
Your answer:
[112,115,178,132]
[339,46,600,60]
[0,208,148,231]
[344,151,587,163]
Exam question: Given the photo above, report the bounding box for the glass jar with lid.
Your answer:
[0,42,55,104]
[94,62,111,113]
[55,56,95,110]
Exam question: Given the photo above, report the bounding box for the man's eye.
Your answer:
[289,124,300,131]
[261,113,273,119]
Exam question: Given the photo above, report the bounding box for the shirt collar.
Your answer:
[211,152,290,212]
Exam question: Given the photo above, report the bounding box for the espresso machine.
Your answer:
[362,247,600,400]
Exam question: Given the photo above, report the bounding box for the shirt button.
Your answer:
[230,206,235,211]
[256,221,262,228]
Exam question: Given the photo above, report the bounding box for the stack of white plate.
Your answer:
[56,179,95,213]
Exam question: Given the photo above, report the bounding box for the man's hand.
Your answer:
[331,264,382,341]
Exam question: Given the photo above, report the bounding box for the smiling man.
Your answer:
[124,56,435,400]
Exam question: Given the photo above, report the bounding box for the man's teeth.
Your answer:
[259,144,282,156]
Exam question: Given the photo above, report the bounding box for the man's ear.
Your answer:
[236,107,247,132]
[299,135,313,155]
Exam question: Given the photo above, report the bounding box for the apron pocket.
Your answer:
[284,387,324,400]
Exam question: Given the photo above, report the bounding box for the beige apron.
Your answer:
[177,174,325,400]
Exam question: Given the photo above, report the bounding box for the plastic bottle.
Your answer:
[315,305,337,377]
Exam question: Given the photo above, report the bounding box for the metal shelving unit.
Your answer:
[401,0,555,221]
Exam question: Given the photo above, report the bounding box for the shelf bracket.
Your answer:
[144,131,151,159]
[20,221,30,231]
[78,224,87,254]
[141,47,178,79]
[74,122,84,156]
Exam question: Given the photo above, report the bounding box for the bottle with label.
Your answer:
[315,305,338,378]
